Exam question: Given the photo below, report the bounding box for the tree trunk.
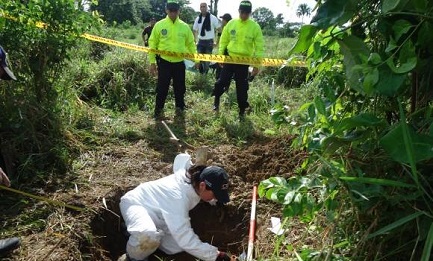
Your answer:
[213,0,218,16]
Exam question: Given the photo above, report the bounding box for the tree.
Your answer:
[209,0,219,16]
[275,13,284,27]
[296,3,311,23]
[252,7,275,30]
[278,22,301,38]
[91,0,191,24]
[180,6,198,25]
[147,0,191,21]
[91,0,151,24]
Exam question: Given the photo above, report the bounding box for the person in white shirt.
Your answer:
[193,2,221,74]
[117,153,232,261]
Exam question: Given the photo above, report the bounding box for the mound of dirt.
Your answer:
[3,136,306,261]
[86,136,304,260]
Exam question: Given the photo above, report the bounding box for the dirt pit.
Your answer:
[2,135,305,260]
[86,136,303,261]
[91,188,249,261]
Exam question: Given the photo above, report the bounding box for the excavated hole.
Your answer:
[90,187,249,261]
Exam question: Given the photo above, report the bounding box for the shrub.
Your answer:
[0,0,98,180]
[61,46,155,112]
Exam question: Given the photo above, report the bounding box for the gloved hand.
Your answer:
[215,251,231,261]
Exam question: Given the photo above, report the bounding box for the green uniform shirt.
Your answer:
[219,18,264,58]
[148,16,196,64]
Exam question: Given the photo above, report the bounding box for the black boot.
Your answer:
[0,237,20,255]
[213,96,220,112]
[153,109,165,120]
[239,108,246,121]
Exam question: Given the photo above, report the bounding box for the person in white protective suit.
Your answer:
[117,153,232,261]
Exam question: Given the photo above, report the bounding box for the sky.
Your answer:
[187,0,317,23]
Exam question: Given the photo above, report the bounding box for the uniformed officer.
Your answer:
[212,0,264,120]
[148,0,197,119]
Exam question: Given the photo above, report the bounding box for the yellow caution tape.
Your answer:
[2,12,306,67]
[82,33,305,67]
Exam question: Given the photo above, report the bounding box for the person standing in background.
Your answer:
[142,18,156,47]
[193,2,220,74]
[212,1,264,120]
[148,0,197,119]
[214,13,232,80]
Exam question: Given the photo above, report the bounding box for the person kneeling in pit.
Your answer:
[118,153,231,261]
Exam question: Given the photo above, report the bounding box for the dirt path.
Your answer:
[2,133,304,260]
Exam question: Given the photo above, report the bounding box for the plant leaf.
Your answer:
[386,40,417,74]
[375,64,406,96]
[380,123,433,163]
[310,0,354,29]
[367,212,424,239]
[421,222,433,261]
[314,96,326,116]
[382,0,402,13]
[338,36,369,93]
[288,25,318,55]
[385,37,398,53]
[340,176,416,188]
[336,113,385,133]
[392,19,412,41]
[363,67,379,94]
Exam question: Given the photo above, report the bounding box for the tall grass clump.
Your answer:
[60,43,155,112]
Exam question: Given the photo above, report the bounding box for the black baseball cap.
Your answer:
[219,13,232,22]
[0,46,16,81]
[239,0,252,13]
[166,0,180,11]
[200,166,230,204]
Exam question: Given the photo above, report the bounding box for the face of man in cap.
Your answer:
[198,166,230,204]
[166,0,180,21]
[239,0,252,21]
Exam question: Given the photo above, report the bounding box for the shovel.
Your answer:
[161,121,209,165]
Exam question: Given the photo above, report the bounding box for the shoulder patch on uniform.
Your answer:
[161,29,168,35]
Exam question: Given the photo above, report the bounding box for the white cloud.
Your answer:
[187,0,317,23]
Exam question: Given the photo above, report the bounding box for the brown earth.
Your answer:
[0,122,307,261]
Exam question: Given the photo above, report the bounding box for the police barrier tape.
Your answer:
[1,12,306,67]
[82,33,305,67]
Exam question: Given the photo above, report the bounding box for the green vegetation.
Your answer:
[90,0,197,25]
[260,0,433,260]
[0,0,98,180]
[2,0,433,260]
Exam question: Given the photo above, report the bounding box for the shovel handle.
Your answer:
[161,121,195,150]
[161,120,179,142]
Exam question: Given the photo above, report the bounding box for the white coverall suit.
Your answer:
[119,154,219,261]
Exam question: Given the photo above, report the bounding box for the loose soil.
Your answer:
[1,122,307,261]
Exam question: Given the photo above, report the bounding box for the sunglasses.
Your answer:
[168,8,179,12]
[239,10,251,14]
